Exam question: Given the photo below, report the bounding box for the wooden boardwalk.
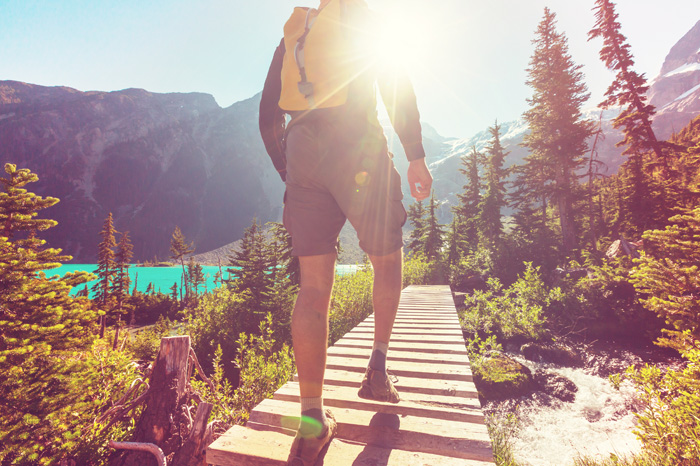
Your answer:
[207,285,494,465]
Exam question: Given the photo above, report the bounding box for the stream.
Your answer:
[482,340,682,465]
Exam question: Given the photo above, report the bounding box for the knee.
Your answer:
[370,248,403,274]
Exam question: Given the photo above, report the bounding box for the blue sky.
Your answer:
[1,0,698,137]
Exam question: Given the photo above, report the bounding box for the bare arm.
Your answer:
[407,158,432,201]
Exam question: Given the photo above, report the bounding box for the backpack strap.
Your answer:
[294,7,317,105]
[293,0,348,108]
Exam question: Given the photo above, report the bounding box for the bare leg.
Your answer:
[368,248,403,347]
[292,253,337,398]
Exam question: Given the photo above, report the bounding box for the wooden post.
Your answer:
[171,402,213,466]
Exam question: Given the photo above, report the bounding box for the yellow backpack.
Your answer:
[279,0,370,111]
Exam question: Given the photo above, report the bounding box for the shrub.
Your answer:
[459,263,553,341]
[193,314,295,428]
[0,338,144,465]
[128,315,173,361]
[403,252,446,286]
[329,265,374,344]
[613,346,700,466]
[486,413,525,466]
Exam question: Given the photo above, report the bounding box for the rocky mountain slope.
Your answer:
[649,19,700,139]
[0,81,284,262]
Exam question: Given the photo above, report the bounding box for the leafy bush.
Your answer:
[403,252,446,286]
[193,314,295,427]
[128,315,174,361]
[186,286,253,371]
[128,291,180,325]
[329,265,374,344]
[554,258,657,339]
[459,263,553,341]
[0,339,144,465]
[486,413,525,466]
[612,346,700,466]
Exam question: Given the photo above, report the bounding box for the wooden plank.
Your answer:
[272,382,483,414]
[248,399,493,462]
[308,367,479,399]
[208,426,494,466]
[326,345,472,365]
[207,285,493,465]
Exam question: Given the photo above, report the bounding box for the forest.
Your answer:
[1,0,700,465]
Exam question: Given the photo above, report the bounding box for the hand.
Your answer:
[406,158,432,201]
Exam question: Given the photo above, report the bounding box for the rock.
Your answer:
[473,352,534,401]
[521,342,584,367]
[534,370,578,403]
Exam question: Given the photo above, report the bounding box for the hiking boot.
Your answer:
[357,368,400,403]
[287,409,337,466]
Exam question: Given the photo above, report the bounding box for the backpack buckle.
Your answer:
[298,81,314,98]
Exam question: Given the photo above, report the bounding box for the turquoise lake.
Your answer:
[46,264,360,296]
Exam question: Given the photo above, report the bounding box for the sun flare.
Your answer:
[369,7,426,69]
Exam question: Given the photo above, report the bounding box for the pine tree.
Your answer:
[268,221,300,287]
[227,218,275,330]
[589,0,668,234]
[478,121,509,250]
[422,191,444,261]
[92,213,117,337]
[113,230,134,324]
[406,199,426,253]
[446,217,460,267]
[0,163,97,462]
[630,207,700,352]
[186,257,205,300]
[452,146,482,255]
[170,226,195,302]
[520,7,594,254]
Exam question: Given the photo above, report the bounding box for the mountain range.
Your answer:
[1,20,698,262]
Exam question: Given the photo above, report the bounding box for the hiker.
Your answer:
[259,0,432,463]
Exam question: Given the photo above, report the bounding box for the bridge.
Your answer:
[207,285,494,465]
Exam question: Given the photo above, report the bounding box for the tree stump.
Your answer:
[111,336,196,466]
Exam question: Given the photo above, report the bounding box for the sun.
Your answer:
[373,8,425,69]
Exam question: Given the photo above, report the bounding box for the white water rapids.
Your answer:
[483,345,681,465]
[511,361,640,464]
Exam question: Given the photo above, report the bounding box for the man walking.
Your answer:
[259,0,432,463]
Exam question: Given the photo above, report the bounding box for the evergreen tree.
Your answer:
[227,218,275,328]
[170,226,195,302]
[113,230,134,324]
[0,164,97,462]
[630,207,700,352]
[406,199,426,253]
[589,0,664,165]
[452,146,482,255]
[520,8,594,254]
[268,221,300,287]
[589,0,668,234]
[92,213,117,337]
[478,121,509,250]
[446,217,460,267]
[186,257,205,300]
[422,190,444,261]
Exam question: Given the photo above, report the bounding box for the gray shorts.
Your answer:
[282,113,406,257]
